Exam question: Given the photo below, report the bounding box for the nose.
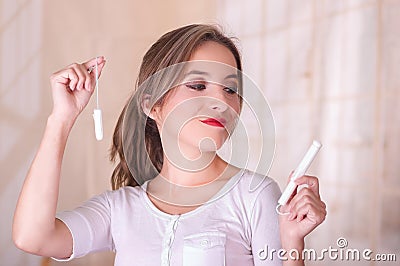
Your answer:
[208,89,229,113]
[209,99,228,112]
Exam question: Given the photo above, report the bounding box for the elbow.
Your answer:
[13,235,30,253]
[12,227,42,255]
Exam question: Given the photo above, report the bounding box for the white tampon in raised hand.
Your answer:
[91,57,103,141]
[276,140,322,214]
[93,108,103,140]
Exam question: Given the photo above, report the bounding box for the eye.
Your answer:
[185,82,206,91]
[224,86,238,94]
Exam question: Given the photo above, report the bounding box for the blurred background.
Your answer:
[1,0,399,265]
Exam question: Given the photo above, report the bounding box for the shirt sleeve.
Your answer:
[250,179,283,266]
[53,191,114,261]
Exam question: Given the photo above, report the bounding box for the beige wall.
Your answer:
[1,0,399,265]
[218,0,400,265]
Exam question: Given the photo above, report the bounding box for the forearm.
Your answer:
[281,237,305,266]
[13,114,74,251]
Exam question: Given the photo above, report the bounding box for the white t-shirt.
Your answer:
[56,169,282,265]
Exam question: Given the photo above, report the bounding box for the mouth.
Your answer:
[200,118,226,128]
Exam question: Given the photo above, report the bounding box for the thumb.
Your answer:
[85,56,106,77]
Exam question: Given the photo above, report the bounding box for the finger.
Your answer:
[83,56,105,69]
[294,175,320,196]
[84,56,106,72]
[286,187,297,207]
[293,204,315,223]
[56,68,79,91]
[87,61,106,93]
[68,73,78,91]
[75,63,93,92]
[294,201,327,224]
[89,60,106,80]
[68,63,89,91]
[86,58,106,91]
[288,187,323,215]
[288,188,320,217]
[50,71,70,88]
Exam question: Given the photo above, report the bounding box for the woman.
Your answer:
[13,24,326,265]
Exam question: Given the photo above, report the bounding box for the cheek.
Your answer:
[156,100,202,141]
[229,96,241,113]
[225,98,241,125]
[159,100,201,128]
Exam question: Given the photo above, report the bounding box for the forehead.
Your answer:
[181,61,239,85]
[183,42,239,85]
[189,41,237,69]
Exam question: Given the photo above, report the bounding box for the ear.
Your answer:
[141,94,156,120]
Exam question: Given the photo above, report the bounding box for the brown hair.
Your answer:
[109,24,243,190]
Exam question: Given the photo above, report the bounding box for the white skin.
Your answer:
[13,42,326,264]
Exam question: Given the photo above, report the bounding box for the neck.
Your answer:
[159,153,228,187]
[147,153,240,208]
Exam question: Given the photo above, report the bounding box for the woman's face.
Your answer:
[151,41,241,162]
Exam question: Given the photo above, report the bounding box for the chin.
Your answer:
[198,136,227,152]
[180,125,229,153]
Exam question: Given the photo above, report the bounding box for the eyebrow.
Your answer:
[184,70,239,80]
[224,73,239,80]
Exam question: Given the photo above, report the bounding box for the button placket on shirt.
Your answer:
[161,215,180,266]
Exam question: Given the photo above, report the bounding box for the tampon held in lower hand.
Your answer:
[277,140,322,206]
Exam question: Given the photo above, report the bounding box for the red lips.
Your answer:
[200,118,226,128]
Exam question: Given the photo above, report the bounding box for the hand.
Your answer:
[278,174,327,244]
[49,56,106,121]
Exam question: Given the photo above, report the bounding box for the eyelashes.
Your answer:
[223,86,238,94]
[185,83,206,91]
[184,81,238,95]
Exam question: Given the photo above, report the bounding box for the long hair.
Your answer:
[109,24,243,190]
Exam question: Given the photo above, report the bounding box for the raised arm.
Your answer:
[12,57,106,259]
